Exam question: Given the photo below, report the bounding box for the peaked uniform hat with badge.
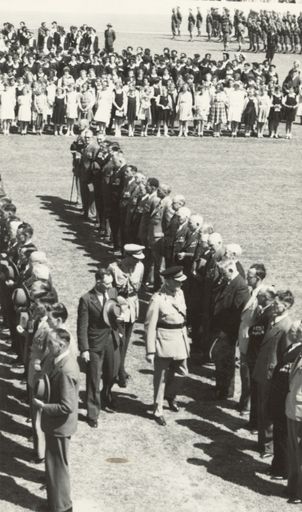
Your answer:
[160,266,187,282]
[124,244,145,260]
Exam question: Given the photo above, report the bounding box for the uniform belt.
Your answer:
[157,322,186,329]
[119,291,136,298]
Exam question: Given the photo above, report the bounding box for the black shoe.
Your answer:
[117,373,130,388]
[101,404,116,414]
[153,415,166,426]
[260,452,273,459]
[288,498,302,504]
[30,456,45,464]
[87,418,98,428]
[167,399,180,412]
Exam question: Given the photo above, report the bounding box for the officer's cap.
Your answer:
[160,266,187,282]
[124,244,145,260]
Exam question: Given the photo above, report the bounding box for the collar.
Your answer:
[228,271,239,283]
[273,311,288,325]
[54,348,70,366]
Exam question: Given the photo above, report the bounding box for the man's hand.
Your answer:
[81,351,90,363]
[146,354,155,364]
[177,252,185,260]
[33,398,44,410]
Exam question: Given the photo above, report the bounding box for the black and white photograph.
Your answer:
[0,0,302,510]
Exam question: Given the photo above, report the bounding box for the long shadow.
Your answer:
[0,340,46,510]
[37,194,153,316]
[37,195,114,267]
[0,474,45,511]
[179,418,285,497]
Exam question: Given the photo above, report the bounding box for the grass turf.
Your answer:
[0,36,302,512]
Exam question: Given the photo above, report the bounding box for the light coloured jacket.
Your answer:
[145,285,190,359]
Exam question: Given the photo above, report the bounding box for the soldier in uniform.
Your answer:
[221,9,232,51]
[171,9,178,40]
[70,119,88,207]
[176,7,182,37]
[108,244,144,387]
[206,10,213,41]
[78,129,97,220]
[188,9,196,42]
[145,266,190,426]
[196,8,203,37]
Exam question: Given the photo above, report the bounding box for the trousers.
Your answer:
[211,333,235,398]
[257,381,273,454]
[153,357,188,415]
[45,435,72,512]
[287,418,302,500]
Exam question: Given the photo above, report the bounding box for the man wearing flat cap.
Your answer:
[108,244,144,387]
[104,23,116,54]
[145,266,190,426]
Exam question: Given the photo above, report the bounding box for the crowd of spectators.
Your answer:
[0,20,302,138]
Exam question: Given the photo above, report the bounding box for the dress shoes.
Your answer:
[87,418,98,428]
[260,452,273,459]
[101,404,116,414]
[153,414,167,426]
[167,399,180,412]
[117,373,130,388]
[30,456,45,464]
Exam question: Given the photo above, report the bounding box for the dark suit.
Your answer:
[104,28,116,53]
[211,274,249,398]
[41,351,79,512]
[253,314,292,454]
[77,288,117,420]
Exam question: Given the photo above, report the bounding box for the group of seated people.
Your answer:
[0,18,302,138]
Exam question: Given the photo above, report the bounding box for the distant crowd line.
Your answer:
[0,19,302,138]
[170,5,302,56]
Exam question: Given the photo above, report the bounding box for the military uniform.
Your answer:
[145,267,190,420]
[108,245,144,385]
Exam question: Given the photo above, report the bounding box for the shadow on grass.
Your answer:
[37,194,114,268]
[37,195,152,315]
[177,399,285,497]
[0,340,46,510]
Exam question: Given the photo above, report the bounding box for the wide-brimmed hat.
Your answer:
[160,266,187,282]
[34,374,51,403]
[124,243,145,260]
[103,297,127,330]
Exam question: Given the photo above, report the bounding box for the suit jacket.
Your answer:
[77,288,116,353]
[238,287,263,355]
[177,229,200,275]
[172,222,190,260]
[213,274,250,343]
[41,351,79,437]
[147,199,164,244]
[253,315,292,384]
[286,346,302,421]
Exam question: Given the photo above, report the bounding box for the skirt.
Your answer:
[209,101,227,125]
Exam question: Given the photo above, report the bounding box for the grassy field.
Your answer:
[0,35,302,512]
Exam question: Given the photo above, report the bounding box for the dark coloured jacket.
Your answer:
[41,352,79,437]
[77,288,115,353]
